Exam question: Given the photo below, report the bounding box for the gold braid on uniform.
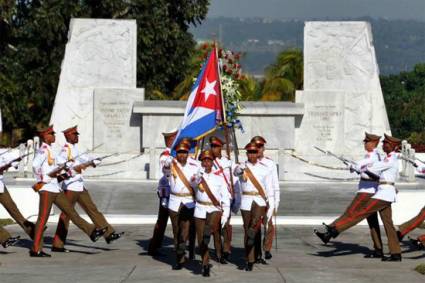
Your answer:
[286,151,347,170]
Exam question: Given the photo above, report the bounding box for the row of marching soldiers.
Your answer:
[0,125,123,257]
[314,132,425,261]
[147,130,280,276]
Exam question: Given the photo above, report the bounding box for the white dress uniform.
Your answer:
[365,151,399,203]
[258,156,280,211]
[56,142,90,192]
[32,143,61,193]
[194,171,231,221]
[355,148,382,194]
[212,156,241,209]
[238,161,274,211]
[168,160,200,212]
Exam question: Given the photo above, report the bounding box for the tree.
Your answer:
[0,0,210,145]
[261,48,303,101]
[381,63,425,146]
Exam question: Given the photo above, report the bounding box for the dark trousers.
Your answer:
[32,191,95,252]
[52,189,114,248]
[334,198,400,254]
[399,205,425,237]
[241,202,266,263]
[169,205,194,264]
[331,193,382,251]
[148,201,170,254]
[195,211,222,266]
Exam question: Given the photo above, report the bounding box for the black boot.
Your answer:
[255,257,267,265]
[90,227,107,242]
[218,257,228,264]
[245,262,254,271]
[397,230,404,242]
[1,236,20,248]
[364,249,383,259]
[172,263,183,270]
[409,237,425,250]
[265,251,272,259]
[381,253,402,262]
[105,232,124,244]
[29,250,51,257]
[314,229,332,244]
[202,265,210,277]
[223,252,231,261]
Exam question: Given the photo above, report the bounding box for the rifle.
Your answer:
[313,146,359,171]
[399,156,418,167]
[72,153,119,172]
[0,152,31,172]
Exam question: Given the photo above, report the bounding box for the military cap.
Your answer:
[209,136,224,147]
[175,142,190,152]
[383,133,401,146]
[37,125,55,136]
[199,150,214,161]
[180,137,193,146]
[363,132,381,142]
[162,128,177,137]
[251,136,267,146]
[62,125,79,136]
[245,142,258,152]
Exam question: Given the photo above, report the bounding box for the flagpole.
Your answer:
[215,41,235,199]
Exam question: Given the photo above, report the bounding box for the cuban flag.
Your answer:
[172,47,224,155]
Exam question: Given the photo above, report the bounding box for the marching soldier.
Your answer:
[251,135,280,261]
[0,152,34,247]
[397,205,425,250]
[314,133,384,258]
[194,150,231,277]
[397,163,425,250]
[148,129,177,256]
[31,125,107,257]
[51,126,123,252]
[234,142,274,271]
[314,134,402,262]
[209,136,240,262]
[168,141,200,270]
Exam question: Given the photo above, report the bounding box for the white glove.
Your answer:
[221,215,227,228]
[11,161,19,169]
[274,200,280,213]
[92,159,101,166]
[164,156,173,166]
[65,160,74,169]
[267,202,274,220]
[234,165,244,176]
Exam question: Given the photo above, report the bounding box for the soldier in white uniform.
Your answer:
[168,141,200,270]
[0,152,34,248]
[31,125,107,257]
[209,136,240,262]
[234,142,274,271]
[51,126,123,252]
[148,129,177,256]
[250,136,280,261]
[194,150,231,277]
[313,134,402,262]
[315,133,384,258]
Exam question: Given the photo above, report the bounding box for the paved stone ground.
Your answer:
[0,224,424,282]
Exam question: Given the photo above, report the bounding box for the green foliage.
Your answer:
[415,263,425,275]
[381,63,425,144]
[0,0,209,144]
[262,48,303,101]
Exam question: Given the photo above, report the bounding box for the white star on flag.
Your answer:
[201,79,217,102]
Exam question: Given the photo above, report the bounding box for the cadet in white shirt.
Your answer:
[194,150,231,277]
[30,125,106,257]
[209,135,240,262]
[234,142,274,271]
[51,126,123,253]
[313,134,402,262]
[251,135,280,261]
[168,141,200,270]
[0,151,34,248]
[315,132,384,259]
[148,129,177,256]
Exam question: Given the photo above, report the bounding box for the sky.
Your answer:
[207,0,425,21]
